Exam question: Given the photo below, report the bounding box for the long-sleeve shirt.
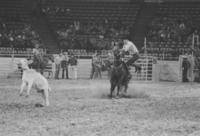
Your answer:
[122,41,139,55]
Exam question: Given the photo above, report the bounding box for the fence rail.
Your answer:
[0,51,156,81]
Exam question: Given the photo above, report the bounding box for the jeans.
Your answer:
[55,64,60,79]
[62,67,68,79]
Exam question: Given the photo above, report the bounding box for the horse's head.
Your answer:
[101,59,113,71]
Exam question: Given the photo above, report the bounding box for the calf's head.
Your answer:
[19,59,29,70]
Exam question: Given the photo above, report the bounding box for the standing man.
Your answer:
[32,43,44,73]
[90,53,102,79]
[54,54,61,79]
[182,57,190,82]
[61,52,69,79]
[90,53,97,79]
[68,54,78,80]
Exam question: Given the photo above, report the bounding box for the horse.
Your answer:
[110,59,130,98]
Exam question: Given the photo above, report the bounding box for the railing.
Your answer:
[101,54,156,81]
[0,47,46,57]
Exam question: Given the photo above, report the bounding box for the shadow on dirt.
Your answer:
[99,91,149,99]
[0,103,44,110]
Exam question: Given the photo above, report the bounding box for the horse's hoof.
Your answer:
[35,103,44,107]
[115,96,120,99]
[45,102,50,106]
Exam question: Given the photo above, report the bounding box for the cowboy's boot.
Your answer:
[132,63,141,73]
[127,71,132,81]
[125,64,132,80]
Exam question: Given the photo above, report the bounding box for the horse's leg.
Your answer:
[124,84,128,93]
[98,68,102,79]
[117,85,121,96]
[110,81,116,98]
[107,69,111,79]
[132,63,141,73]
[117,76,124,96]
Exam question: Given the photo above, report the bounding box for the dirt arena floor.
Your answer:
[1,79,200,136]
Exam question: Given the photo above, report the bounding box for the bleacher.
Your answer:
[0,0,29,23]
[146,41,191,61]
[42,1,141,51]
[0,0,42,50]
[146,2,200,60]
[44,1,140,25]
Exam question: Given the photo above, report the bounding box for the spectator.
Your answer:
[68,54,78,80]
[54,54,61,79]
[51,59,56,79]
[182,57,190,82]
[90,53,102,79]
[60,52,69,79]
[192,30,199,48]
[90,53,97,79]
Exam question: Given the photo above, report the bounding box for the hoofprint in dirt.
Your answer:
[1,79,200,136]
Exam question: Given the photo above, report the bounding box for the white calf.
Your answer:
[19,59,50,106]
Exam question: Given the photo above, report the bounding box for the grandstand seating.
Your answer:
[42,1,140,50]
[0,0,200,61]
[146,2,200,60]
[0,0,41,49]
[44,1,139,24]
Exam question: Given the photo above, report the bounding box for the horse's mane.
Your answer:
[112,60,128,73]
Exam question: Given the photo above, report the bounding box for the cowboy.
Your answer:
[122,39,141,75]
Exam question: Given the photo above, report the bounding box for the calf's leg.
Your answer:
[19,81,26,96]
[26,81,33,97]
[41,89,50,106]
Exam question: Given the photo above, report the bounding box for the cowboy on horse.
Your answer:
[112,38,141,80]
[109,39,132,98]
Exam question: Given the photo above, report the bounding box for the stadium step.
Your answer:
[29,13,60,54]
[132,3,158,49]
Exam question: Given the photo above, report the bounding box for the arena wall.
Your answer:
[1,57,191,82]
[0,57,17,78]
[153,61,181,82]
[0,57,154,80]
